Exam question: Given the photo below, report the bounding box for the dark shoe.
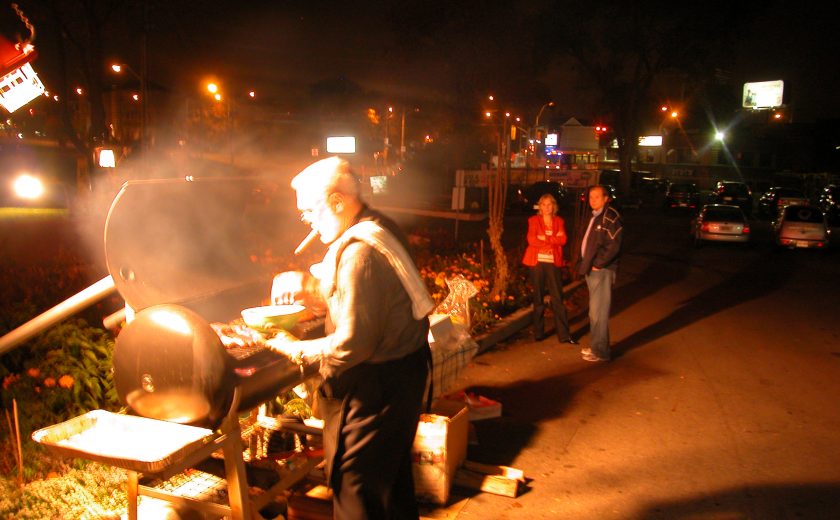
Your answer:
[560,337,578,345]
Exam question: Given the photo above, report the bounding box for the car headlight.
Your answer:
[12,174,45,200]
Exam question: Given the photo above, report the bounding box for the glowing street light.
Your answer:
[714,130,725,141]
[12,173,44,199]
[207,83,218,94]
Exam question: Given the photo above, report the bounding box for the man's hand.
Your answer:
[271,270,326,316]
[266,333,321,363]
[271,271,306,305]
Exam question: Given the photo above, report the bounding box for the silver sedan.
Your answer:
[692,204,750,246]
[773,204,829,249]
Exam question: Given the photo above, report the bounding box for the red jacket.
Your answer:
[522,214,567,267]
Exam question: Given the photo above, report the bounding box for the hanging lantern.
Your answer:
[0,35,45,113]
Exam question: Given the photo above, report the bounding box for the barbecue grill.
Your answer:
[104,176,321,427]
[33,176,324,519]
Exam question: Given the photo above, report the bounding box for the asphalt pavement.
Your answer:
[434,207,840,520]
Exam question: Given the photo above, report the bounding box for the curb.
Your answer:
[475,279,587,354]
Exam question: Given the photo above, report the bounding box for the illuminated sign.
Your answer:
[326,136,356,154]
[742,80,784,109]
[98,148,116,168]
[544,133,558,146]
[638,135,663,147]
[370,175,388,194]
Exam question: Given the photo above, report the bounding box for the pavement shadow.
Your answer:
[635,483,840,519]
[462,354,667,466]
[611,249,693,317]
[611,250,794,358]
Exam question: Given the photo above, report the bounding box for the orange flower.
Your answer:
[27,367,40,378]
[58,375,75,389]
[44,377,56,388]
[2,374,19,390]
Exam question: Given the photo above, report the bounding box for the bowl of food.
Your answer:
[241,304,306,331]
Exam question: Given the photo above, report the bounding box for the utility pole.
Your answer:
[400,108,406,162]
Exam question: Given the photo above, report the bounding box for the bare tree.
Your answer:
[539,1,756,195]
[486,120,510,300]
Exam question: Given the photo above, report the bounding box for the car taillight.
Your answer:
[742,225,750,234]
[701,222,711,232]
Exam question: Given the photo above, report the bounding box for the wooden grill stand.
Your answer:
[125,389,323,520]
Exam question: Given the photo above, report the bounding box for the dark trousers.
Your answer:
[531,262,571,341]
[318,345,430,520]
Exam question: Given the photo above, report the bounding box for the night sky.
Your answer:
[148,1,840,122]
[3,1,839,123]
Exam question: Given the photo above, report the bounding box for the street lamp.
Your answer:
[111,62,147,151]
[535,101,555,129]
[528,101,555,167]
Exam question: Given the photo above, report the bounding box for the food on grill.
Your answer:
[210,321,268,349]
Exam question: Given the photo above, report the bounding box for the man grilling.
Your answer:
[268,156,433,519]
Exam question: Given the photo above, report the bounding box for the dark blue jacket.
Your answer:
[578,204,623,275]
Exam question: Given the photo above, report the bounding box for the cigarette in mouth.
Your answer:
[294,229,319,255]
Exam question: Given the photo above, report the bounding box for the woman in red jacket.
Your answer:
[522,193,576,344]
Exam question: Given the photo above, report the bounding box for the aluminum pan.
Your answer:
[31,409,214,473]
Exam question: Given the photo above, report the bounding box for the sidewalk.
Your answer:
[424,226,840,519]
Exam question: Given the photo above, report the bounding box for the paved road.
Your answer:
[447,208,840,519]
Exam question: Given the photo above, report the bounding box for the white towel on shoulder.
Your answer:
[311,220,435,320]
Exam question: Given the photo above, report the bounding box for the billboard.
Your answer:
[326,136,356,154]
[742,80,784,109]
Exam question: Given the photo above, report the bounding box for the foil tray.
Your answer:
[31,409,215,473]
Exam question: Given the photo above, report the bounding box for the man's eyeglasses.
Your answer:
[298,197,328,222]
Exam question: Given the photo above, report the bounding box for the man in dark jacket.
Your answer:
[578,185,623,362]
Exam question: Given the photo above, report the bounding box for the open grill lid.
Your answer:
[104,176,312,427]
[103,177,298,321]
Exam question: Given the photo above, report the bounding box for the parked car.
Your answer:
[508,180,568,213]
[638,177,670,195]
[757,186,809,218]
[663,183,700,212]
[524,181,567,209]
[691,204,750,247]
[773,204,829,249]
[713,181,753,215]
[817,184,840,225]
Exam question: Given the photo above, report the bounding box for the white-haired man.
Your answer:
[269,156,433,519]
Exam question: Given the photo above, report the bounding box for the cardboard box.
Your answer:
[412,399,469,504]
[428,313,454,345]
